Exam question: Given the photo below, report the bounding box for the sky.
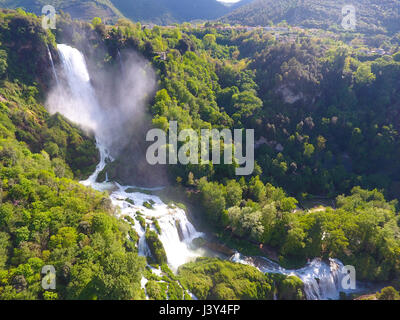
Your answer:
[217,0,242,3]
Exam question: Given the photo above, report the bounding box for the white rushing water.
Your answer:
[81,145,206,271]
[80,144,206,271]
[230,253,358,300]
[48,44,107,143]
[47,45,59,86]
[49,44,361,299]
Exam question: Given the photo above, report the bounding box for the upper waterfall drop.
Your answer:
[47,45,59,86]
[49,43,157,159]
[53,44,105,143]
[58,44,91,83]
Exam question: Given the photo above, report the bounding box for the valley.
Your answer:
[0,2,399,302]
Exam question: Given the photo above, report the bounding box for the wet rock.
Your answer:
[203,241,235,256]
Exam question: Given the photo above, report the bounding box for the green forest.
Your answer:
[222,0,400,35]
[0,6,400,300]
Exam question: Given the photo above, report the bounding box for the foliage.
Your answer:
[0,129,146,299]
[178,257,304,300]
[376,286,400,300]
[0,10,144,300]
[2,7,400,300]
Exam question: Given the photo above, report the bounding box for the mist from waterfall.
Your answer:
[46,44,156,156]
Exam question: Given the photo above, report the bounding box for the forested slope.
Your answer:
[0,9,146,300]
[0,0,124,23]
[222,0,400,34]
[90,17,400,281]
[0,0,251,24]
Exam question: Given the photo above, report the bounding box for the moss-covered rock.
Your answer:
[152,217,162,235]
[178,257,304,300]
[128,228,139,245]
[143,201,154,209]
[192,237,206,248]
[136,215,146,229]
[271,274,304,300]
[167,281,184,300]
[146,230,168,265]
[125,187,153,195]
[124,215,135,225]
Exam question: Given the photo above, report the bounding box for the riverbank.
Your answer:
[154,185,310,268]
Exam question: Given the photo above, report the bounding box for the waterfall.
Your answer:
[47,45,59,85]
[230,253,361,300]
[50,43,362,299]
[295,258,344,300]
[117,49,124,72]
[80,142,113,188]
[54,44,106,142]
[109,184,205,271]
[54,43,205,272]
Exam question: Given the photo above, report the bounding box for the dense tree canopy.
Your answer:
[1,7,400,300]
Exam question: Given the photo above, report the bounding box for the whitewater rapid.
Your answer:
[79,143,205,302]
[49,43,363,300]
[81,144,206,270]
[230,253,361,300]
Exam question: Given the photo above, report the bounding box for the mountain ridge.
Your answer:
[0,0,251,24]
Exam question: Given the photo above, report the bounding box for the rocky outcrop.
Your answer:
[203,241,235,256]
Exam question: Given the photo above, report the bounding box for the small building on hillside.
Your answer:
[155,51,167,61]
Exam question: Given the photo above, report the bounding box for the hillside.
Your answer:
[0,7,400,301]
[112,0,231,24]
[221,0,400,34]
[0,0,251,24]
[0,0,124,22]
[111,0,250,24]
